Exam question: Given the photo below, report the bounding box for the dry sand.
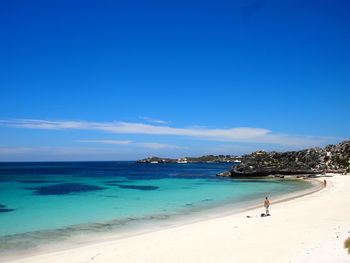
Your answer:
[5,175,350,263]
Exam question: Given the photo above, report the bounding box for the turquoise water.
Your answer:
[0,161,312,254]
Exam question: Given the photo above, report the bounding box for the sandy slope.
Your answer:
[6,175,350,263]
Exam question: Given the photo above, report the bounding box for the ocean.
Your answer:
[0,161,312,255]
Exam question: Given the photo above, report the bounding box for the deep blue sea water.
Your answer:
[0,161,312,254]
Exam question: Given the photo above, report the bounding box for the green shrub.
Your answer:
[344,237,350,254]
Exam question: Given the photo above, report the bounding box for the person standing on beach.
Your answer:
[264,197,270,215]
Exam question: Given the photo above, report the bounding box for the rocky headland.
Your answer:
[224,140,350,177]
[137,141,350,177]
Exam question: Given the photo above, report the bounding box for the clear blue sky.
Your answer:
[0,0,349,161]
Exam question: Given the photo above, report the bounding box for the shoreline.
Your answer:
[1,175,334,262]
[0,177,314,250]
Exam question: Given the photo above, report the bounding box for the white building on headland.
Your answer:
[177,158,188,163]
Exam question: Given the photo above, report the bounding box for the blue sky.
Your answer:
[0,0,349,161]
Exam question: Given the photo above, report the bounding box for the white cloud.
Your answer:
[0,118,340,147]
[50,147,115,155]
[76,139,180,149]
[135,142,181,149]
[0,147,35,154]
[76,140,133,145]
[139,117,168,124]
[0,146,126,157]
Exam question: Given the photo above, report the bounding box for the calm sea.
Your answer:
[0,161,312,255]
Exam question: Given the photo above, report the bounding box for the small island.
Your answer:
[137,155,242,164]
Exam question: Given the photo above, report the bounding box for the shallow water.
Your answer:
[0,161,312,254]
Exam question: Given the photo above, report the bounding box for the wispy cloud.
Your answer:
[139,117,168,124]
[135,142,181,149]
[0,147,132,160]
[76,140,133,145]
[0,118,341,147]
[76,139,180,149]
[0,147,36,154]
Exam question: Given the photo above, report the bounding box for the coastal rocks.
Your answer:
[227,141,350,177]
[216,171,231,177]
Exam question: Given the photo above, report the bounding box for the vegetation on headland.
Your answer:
[227,140,350,177]
[344,237,350,254]
[138,141,350,177]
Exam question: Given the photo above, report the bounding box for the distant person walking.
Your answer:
[323,179,327,188]
[264,197,270,215]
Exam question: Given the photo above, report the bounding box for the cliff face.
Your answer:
[229,141,350,177]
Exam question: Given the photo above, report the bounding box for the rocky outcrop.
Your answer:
[227,141,350,177]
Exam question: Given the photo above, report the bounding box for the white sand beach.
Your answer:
[6,175,350,263]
